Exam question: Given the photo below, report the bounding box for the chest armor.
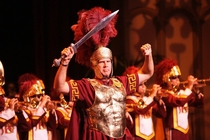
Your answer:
[86,78,126,138]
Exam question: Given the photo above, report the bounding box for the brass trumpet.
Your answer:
[180,78,210,88]
[146,88,169,97]
[14,101,29,111]
[46,93,71,110]
[59,94,70,108]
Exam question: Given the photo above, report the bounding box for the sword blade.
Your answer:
[72,9,119,53]
[52,9,119,67]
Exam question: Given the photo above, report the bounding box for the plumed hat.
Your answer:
[18,73,44,101]
[23,80,45,102]
[155,58,181,85]
[71,7,118,67]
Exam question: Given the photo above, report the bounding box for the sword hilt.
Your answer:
[52,45,77,67]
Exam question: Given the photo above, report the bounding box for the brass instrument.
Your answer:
[14,101,29,111]
[179,78,210,88]
[50,94,73,116]
[15,95,47,110]
[146,88,169,97]
[13,93,72,111]
[126,96,146,112]
[59,93,69,108]
[46,93,71,110]
[145,78,210,96]
[30,98,40,109]
[4,98,29,111]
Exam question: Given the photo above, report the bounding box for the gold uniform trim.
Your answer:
[56,108,70,121]
[69,80,79,101]
[173,107,189,134]
[26,118,30,122]
[31,116,40,120]
[127,74,136,92]
[173,95,189,134]
[0,117,6,122]
[111,78,122,88]
[135,114,155,139]
[28,129,33,140]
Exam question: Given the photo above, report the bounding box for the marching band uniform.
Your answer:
[18,73,57,140]
[155,58,204,140]
[124,66,166,140]
[54,103,72,140]
[0,87,19,140]
[0,61,29,140]
[50,89,73,140]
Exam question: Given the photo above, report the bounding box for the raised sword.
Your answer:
[52,9,119,67]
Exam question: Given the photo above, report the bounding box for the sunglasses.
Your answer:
[30,94,43,98]
[169,76,180,80]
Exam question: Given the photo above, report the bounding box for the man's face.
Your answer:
[97,58,112,78]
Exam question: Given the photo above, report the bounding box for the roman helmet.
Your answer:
[90,46,113,79]
[0,61,5,111]
[22,80,45,102]
[0,61,5,87]
[155,58,181,88]
[22,80,45,108]
[71,7,118,79]
[18,73,45,108]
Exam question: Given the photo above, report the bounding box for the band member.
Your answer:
[0,61,19,140]
[50,89,73,140]
[124,66,166,140]
[17,73,57,140]
[155,58,204,140]
[0,85,20,140]
[53,7,154,140]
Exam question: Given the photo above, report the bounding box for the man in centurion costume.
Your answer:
[53,7,154,140]
[155,58,204,140]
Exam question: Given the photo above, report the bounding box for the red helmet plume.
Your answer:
[155,58,179,85]
[71,7,118,67]
[18,73,39,101]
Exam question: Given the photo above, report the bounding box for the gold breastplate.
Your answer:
[86,78,126,138]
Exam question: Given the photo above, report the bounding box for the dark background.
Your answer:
[0,1,114,94]
[1,1,210,139]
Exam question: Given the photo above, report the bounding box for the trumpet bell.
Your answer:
[30,98,40,109]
